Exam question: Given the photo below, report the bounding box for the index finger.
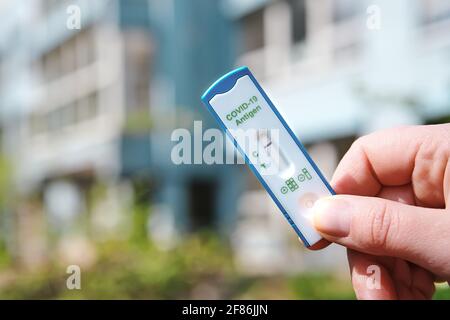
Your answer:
[332,124,450,201]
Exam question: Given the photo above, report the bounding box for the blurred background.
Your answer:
[0,0,449,299]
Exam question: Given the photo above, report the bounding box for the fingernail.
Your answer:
[312,197,352,237]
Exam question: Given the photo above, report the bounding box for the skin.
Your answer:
[308,123,450,299]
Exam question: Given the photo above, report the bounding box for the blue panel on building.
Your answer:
[118,0,150,28]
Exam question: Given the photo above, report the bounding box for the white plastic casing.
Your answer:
[202,67,334,247]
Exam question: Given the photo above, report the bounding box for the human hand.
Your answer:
[311,124,450,299]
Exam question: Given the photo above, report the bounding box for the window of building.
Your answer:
[188,179,217,231]
[60,102,77,128]
[62,37,77,75]
[125,38,150,111]
[30,91,100,137]
[240,8,265,53]
[40,27,96,82]
[30,112,46,135]
[333,0,361,23]
[77,28,96,68]
[421,0,450,24]
[287,0,307,44]
[42,48,61,82]
[122,31,151,113]
[47,108,63,132]
[87,92,99,119]
[76,92,98,122]
[41,0,64,15]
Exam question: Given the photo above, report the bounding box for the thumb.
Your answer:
[312,195,450,276]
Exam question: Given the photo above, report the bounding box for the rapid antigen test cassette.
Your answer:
[201,67,335,247]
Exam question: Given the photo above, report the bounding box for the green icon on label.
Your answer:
[285,178,299,192]
[252,150,269,169]
[298,168,312,182]
[280,169,312,195]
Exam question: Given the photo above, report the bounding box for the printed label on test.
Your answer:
[201,67,335,247]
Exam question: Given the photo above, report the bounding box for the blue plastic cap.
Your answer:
[201,66,250,104]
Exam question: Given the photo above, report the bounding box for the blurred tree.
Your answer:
[0,153,12,267]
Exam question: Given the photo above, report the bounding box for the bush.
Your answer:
[0,233,448,299]
[0,233,235,299]
[289,273,355,300]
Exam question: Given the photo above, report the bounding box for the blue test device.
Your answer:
[201,66,335,247]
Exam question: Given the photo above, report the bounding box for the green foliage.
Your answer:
[0,232,357,299]
[0,155,12,207]
[0,154,12,268]
[289,273,355,300]
[70,235,235,299]
[0,234,448,299]
[123,109,153,134]
[0,234,235,299]
[434,285,450,300]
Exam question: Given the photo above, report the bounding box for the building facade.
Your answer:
[0,0,243,265]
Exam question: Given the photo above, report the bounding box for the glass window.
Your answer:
[40,28,95,83]
[60,103,76,128]
[421,0,450,24]
[240,8,265,53]
[30,113,46,135]
[77,28,96,68]
[47,109,62,132]
[333,0,361,22]
[287,0,307,43]
[42,48,61,82]
[41,0,63,15]
[62,37,77,75]
[76,92,98,122]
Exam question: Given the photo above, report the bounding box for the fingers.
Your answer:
[347,249,397,300]
[308,185,415,251]
[348,250,436,299]
[313,195,450,277]
[410,264,436,299]
[332,126,424,195]
[377,184,416,205]
[331,124,450,207]
[306,238,330,250]
[389,258,434,299]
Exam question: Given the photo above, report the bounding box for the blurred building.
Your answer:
[230,0,450,140]
[0,0,242,265]
[144,0,242,244]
